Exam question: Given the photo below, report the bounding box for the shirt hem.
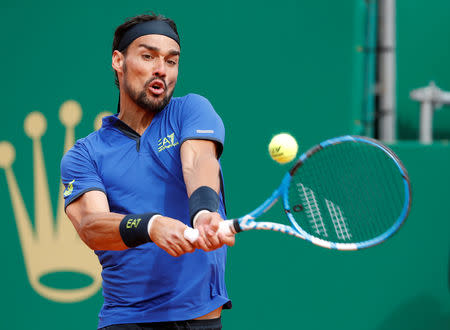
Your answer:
[180,137,224,158]
[97,296,230,329]
[64,187,106,211]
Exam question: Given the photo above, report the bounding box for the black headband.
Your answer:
[117,20,180,52]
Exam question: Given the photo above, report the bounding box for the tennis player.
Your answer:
[61,13,234,329]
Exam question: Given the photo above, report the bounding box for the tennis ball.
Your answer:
[268,133,298,164]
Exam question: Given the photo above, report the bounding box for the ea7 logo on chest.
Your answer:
[158,132,179,152]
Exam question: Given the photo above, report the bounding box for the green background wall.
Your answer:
[0,1,448,329]
[397,1,450,140]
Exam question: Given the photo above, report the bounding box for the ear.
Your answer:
[112,50,125,75]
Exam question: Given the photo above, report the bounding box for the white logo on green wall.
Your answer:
[0,100,111,303]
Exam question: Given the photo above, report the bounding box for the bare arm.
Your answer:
[180,140,234,250]
[181,140,221,196]
[65,190,127,250]
[65,190,194,256]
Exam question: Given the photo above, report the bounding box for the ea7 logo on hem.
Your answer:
[158,133,179,152]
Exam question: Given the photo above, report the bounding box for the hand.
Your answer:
[194,212,235,252]
[149,216,195,257]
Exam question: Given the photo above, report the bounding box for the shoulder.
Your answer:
[170,94,219,119]
[70,130,101,154]
[184,93,211,104]
[169,93,214,111]
[163,94,221,130]
[61,131,100,167]
[184,93,214,109]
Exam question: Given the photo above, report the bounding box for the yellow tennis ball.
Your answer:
[268,133,298,164]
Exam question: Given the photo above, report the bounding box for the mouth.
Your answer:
[148,79,166,96]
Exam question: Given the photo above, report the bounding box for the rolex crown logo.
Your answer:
[0,100,112,303]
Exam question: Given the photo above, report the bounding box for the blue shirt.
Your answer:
[60,94,230,328]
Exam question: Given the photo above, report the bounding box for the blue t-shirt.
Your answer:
[60,94,230,328]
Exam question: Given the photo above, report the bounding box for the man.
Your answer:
[61,13,234,330]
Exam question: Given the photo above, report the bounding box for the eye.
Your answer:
[142,54,153,60]
[167,59,178,66]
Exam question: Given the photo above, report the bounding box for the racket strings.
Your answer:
[326,142,371,241]
[363,145,391,238]
[288,141,406,244]
[372,147,402,232]
[348,142,403,240]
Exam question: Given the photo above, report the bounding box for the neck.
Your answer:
[117,91,155,135]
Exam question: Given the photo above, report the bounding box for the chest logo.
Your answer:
[158,132,179,152]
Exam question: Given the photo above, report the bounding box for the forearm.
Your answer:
[180,140,235,249]
[77,211,195,256]
[66,191,194,256]
[78,212,128,251]
[183,152,221,196]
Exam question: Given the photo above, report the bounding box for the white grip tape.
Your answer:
[183,220,235,243]
[183,227,199,243]
[218,220,234,236]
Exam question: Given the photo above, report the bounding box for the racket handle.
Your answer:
[183,227,199,243]
[218,220,236,236]
[183,220,236,243]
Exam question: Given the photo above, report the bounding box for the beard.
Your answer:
[123,65,174,114]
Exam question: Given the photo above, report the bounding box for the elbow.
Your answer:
[78,216,99,250]
[77,214,126,251]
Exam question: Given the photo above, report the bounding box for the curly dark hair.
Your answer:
[112,13,179,88]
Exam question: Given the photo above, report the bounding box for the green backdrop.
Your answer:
[1,1,448,329]
[397,0,450,140]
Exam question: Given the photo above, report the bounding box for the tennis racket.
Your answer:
[184,135,411,250]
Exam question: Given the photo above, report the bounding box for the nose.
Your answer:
[152,58,166,78]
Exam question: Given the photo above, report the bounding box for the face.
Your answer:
[115,34,180,113]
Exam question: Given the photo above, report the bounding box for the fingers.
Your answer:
[164,236,195,257]
[167,239,195,257]
[205,225,221,248]
[151,214,233,257]
[207,217,219,232]
[195,225,234,251]
[169,229,195,256]
[151,216,195,257]
[178,234,195,254]
[194,212,223,251]
[194,227,211,251]
[194,212,236,251]
[218,231,235,247]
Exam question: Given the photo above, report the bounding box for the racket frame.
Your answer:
[228,135,412,251]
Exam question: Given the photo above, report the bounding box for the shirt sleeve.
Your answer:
[60,140,106,209]
[179,94,225,157]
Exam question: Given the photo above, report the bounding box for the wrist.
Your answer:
[119,213,161,248]
[192,209,211,228]
[188,186,220,227]
[147,214,162,239]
